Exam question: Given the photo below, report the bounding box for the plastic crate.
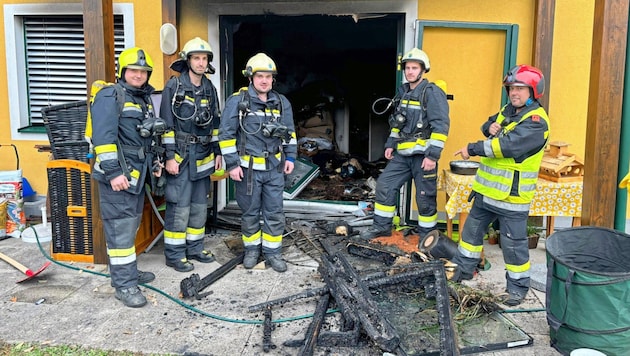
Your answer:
[47,159,94,263]
[23,194,46,218]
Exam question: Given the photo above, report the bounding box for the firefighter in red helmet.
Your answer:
[451,64,551,306]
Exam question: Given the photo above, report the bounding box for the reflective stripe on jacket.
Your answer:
[473,106,550,204]
[159,71,221,181]
[387,79,450,161]
[91,82,156,195]
[218,85,297,172]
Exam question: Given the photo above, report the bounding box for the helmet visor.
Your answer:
[126,64,153,72]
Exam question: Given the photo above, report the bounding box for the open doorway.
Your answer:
[220,14,402,202]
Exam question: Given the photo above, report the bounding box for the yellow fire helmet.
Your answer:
[242,53,277,77]
[401,48,431,73]
[117,47,153,79]
[180,37,213,61]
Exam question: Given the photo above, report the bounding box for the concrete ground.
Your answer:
[0,225,563,356]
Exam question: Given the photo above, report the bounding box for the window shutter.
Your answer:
[24,15,125,124]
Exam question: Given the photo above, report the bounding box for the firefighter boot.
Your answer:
[187,250,216,263]
[166,258,194,272]
[138,270,155,284]
[503,291,526,306]
[115,286,147,308]
[448,265,474,282]
[265,254,287,273]
[243,249,261,269]
[359,226,391,240]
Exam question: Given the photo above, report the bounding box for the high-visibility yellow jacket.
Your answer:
[471,105,550,205]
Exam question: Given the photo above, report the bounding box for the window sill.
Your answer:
[18,126,46,134]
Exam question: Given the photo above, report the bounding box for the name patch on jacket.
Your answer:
[531,115,540,122]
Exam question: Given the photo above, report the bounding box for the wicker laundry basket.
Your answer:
[41,100,90,162]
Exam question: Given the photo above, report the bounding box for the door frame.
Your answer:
[402,20,519,225]
[415,20,518,105]
[210,1,416,205]
[207,1,418,105]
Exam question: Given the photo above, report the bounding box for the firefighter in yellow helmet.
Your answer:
[451,65,550,306]
[160,37,222,272]
[91,47,162,307]
[360,48,450,241]
[219,53,297,272]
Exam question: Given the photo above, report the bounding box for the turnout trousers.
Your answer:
[235,168,285,255]
[98,181,144,289]
[163,163,210,262]
[451,195,531,297]
[373,153,438,236]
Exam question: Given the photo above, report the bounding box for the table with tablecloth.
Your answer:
[439,169,582,238]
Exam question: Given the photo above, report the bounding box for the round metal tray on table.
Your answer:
[449,160,480,175]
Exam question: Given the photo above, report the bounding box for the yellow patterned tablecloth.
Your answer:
[440,170,583,219]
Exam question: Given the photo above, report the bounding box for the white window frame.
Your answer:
[4,3,135,141]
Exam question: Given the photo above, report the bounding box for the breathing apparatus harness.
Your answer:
[119,92,166,192]
[237,88,290,142]
[170,75,215,129]
[372,82,433,140]
[236,88,290,194]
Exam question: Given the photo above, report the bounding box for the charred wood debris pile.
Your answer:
[190,84,514,354]
[295,151,386,202]
[199,206,510,355]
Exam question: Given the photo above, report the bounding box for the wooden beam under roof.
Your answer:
[582,0,629,228]
[83,0,115,264]
[162,0,179,82]
[532,0,555,111]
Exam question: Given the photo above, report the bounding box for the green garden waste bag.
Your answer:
[546,226,630,355]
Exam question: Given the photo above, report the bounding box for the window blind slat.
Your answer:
[25,15,124,124]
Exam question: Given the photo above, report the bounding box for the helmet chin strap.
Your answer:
[187,58,207,77]
[408,72,423,85]
[407,68,424,85]
[189,66,204,77]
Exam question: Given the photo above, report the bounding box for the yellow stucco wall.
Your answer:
[420,0,593,162]
[417,0,593,214]
[0,0,596,208]
[416,0,594,213]
[178,0,208,41]
[132,2,165,87]
[549,0,594,159]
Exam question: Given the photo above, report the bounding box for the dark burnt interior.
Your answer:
[221,14,401,201]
